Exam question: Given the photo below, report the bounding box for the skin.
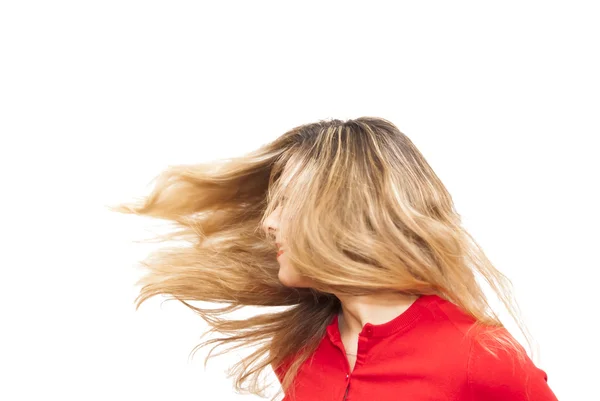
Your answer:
[262,185,418,371]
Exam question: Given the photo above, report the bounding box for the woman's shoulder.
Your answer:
[420,296,558,399]
[466,326,558,400]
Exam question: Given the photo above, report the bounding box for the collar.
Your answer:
[326,294,438,342]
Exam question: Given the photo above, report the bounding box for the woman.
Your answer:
[114,117,558,400]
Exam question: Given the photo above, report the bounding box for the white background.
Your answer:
[1,1,598,400]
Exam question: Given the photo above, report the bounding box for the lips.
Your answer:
[277,249,285,258]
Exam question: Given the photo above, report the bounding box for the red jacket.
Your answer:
[274,294,558,400]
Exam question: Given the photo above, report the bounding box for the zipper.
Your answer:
[337,314,354,401]
[342,382,350,401]
[341,370,351,401]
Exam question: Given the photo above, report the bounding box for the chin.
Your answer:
[278,266,307,288]
[278,269,297,287]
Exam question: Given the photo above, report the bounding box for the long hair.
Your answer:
[111,117,534,400]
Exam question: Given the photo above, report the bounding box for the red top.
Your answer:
[274,294,558,401]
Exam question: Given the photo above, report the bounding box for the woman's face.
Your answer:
[262,201,314,288]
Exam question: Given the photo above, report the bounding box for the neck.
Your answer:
[334,291,419,335]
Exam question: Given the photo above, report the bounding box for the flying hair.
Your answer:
[111,117,534,401]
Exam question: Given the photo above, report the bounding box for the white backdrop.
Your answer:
[1,1,598,400]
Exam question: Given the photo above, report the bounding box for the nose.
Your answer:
[262,206,281,238]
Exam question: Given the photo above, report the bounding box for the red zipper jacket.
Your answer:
[274,294,558,400]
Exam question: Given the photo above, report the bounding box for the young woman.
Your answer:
[115,117,558,400]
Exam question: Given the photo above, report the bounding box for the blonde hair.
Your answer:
[112,117,534,400]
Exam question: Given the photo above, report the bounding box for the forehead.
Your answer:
[275,150,304,189]
[278,161,301,188]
